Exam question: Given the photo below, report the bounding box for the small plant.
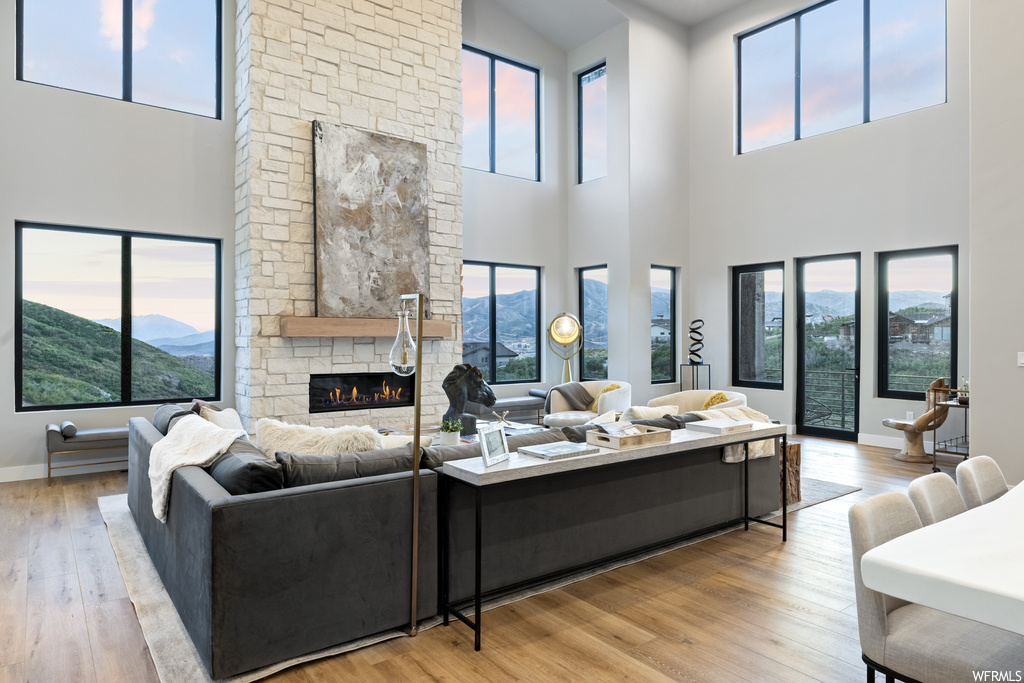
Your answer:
[440,419,462,433]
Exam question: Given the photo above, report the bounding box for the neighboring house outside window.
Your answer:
[732,262,785,389]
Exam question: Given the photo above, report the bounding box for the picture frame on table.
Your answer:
[479,424,510,467]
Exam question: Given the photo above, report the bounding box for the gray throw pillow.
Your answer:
[206,439,284,495]
[152,404,192,436]
[60,420,77,438]
[275,446,414,488]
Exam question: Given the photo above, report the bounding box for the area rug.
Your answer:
[98,477,859,682]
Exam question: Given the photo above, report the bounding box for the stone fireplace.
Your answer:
[232,0,463,430]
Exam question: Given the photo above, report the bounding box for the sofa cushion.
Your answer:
[60,420,77,437]
[701,391,731,410]
[421,429,567,469]
[543,411,596,428]
[153,404,192,436]
[255,418,383,459]
[190,399,222,414]
[207,439,284,495]
[275,447,414,487]
[621,405,678,421]
[200,406,248,438]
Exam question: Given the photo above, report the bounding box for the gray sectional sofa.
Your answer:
[128,412,781,678]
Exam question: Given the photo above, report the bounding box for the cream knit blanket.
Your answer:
[690,405,778,463]
[149,414,245,523]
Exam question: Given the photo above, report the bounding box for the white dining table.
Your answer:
[861,482,1024,635]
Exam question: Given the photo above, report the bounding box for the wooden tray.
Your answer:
[586,425,672,450]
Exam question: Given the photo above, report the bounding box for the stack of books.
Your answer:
[517,441,598,461]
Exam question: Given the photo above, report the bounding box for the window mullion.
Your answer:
[863,0,871,122]
[121,236,133,403]
[488,57,496,174]
[488,266,497,382]
[122,0,132,101]
[794,15,802,140]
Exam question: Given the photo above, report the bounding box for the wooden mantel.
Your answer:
[279,316,454,339]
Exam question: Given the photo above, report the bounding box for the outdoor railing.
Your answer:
[803,369,856,431]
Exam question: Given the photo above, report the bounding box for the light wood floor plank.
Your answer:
[25,573,95,683]
[71,526,129,606]
[84,598,159,683]
[0,558,28,668]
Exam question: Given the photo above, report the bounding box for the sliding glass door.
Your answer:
[796,254,861,440]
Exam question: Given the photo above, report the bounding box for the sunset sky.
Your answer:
[21,0,217,117]
[742,0,945,153]
[22,229,217,333]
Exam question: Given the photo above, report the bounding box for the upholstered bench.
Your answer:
[466,392,546,424]
[45,422,129,486]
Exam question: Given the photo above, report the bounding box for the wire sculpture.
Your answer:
[688,319,705,364]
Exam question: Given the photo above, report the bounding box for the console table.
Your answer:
[439,423,789,650]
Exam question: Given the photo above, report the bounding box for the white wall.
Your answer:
[687,0,970,444]
[969,0,1024,485]
[0,4,237,480]
[615,0,690,406]
[461,0,570,398]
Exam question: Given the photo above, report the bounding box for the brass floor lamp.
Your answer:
[389,293,424,635]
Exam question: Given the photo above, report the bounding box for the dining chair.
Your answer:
[907,472,967,525]
[849,492,1024,682]
[956,455,1011,509]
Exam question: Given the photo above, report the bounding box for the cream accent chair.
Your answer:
[907,472,966,525]
[647,390,746,413]
[849,492,1024,682]
[543,381,632,428]
[957,455,1013,509]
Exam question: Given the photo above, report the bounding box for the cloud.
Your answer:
[99,0,159,51]
[100,0,122,50]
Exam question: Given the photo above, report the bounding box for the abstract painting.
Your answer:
[313,121,430,318]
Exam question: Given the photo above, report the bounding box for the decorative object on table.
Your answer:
[686,418,754,435]
[439,419,462,446]
[312,121,430,319]
[518,440,599,461]
[478,423,510,467]
[956,376,969,405]
[491,410,509,425]
[441,363,495,424]
[547,312,583,383]
[687,319,705,364]
[586,425,671,450]
[389,292,426,636]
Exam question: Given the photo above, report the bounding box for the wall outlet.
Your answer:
[906,411,914,421]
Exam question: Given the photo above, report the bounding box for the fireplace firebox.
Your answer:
[309,372,416,413]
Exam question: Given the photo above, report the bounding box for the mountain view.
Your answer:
[94,313,217,357]
[21,301,215,407]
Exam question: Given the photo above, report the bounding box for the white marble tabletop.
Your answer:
[441,422,788,486]
[861,483,1024,636]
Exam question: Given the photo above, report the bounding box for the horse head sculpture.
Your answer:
[442,364,495,424]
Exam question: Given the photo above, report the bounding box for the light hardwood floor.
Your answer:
[0,437,955,683]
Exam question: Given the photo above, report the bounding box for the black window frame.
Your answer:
[732,261,785,390]
[461,260,542,385]
[578,264,609,382]
[736,0,947,154]
[650,265,677,385]
[14,221,223,412]
[577,62,608,184]
[876,245,958,401]
[460,45,541,182]
[15,0,223,120]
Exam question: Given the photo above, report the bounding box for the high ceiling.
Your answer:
[631,0,749,26]
[482,0,748,51]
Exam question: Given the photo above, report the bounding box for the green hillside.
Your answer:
[21,300,214,406]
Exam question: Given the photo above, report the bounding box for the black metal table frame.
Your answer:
[438,432,788,651]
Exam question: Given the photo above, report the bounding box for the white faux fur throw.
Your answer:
[255,418,383,459]
[149,414,245,523]
[690,406,777,463]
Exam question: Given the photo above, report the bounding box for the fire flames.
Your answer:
[321,381,403,408]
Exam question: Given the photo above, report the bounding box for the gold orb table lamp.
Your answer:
[548,313,582,383]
